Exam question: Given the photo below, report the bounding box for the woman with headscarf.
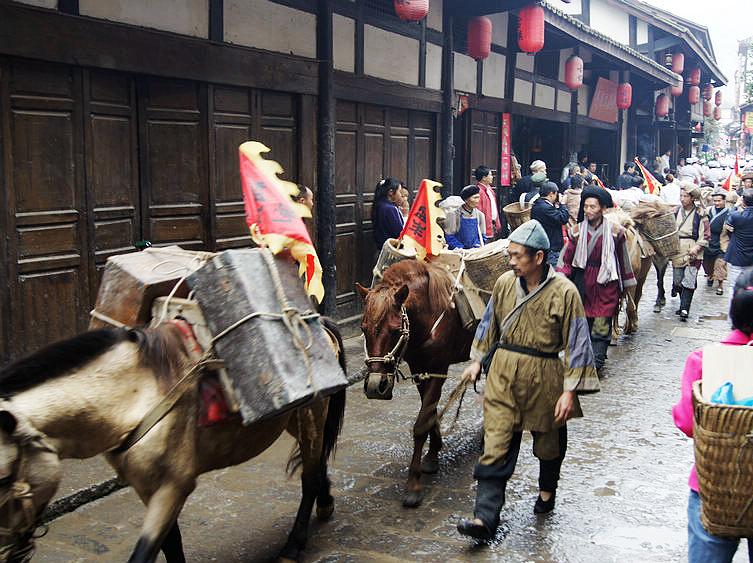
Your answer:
[443,185,486,250]
[372,177,404,248]
[672,183,710,321]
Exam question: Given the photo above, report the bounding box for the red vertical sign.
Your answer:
[500,113,512,186]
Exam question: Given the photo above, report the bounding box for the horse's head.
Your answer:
[0,406,61,562]
[356,282,410,400]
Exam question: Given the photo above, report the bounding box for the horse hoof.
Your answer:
[653,304,662,313]
[316,501,335,521]
[421,457,439,475]
[402,490,424,508]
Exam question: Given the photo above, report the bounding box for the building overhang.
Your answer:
[542,4,682,88]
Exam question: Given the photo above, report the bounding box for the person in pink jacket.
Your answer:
[672,266,753,562]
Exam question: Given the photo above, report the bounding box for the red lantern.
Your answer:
[467,17,492,60]
[616,82,632,110]
[688,67,701,86]
[703,101,712,117]
[713,106,721,121]
[671,83,683,97]
[688,85,700,105]
[702,83,713,101]
[393,0,429,22]
[655,94,669,118]
[715,89,722,106]
[518,4,545,54]
[672,52,685,74]
[564,55,584,90]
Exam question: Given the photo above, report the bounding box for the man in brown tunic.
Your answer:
[457,220,599,541]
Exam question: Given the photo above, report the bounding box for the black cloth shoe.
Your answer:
[707,279,714,287]
[534,492,556,514]
[680,309,689,322]
[457,518,494,540]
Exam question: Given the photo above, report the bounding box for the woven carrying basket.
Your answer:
[371,238,416,287]
[692,380,753,537]
[463,239,511,294]
[503,202,532,231]
[639,211,680,257]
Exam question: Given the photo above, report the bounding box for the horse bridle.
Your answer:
[0,405,56,563]
[363,305,411,381]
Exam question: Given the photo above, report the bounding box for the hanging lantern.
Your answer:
[393,0,429,22]
[703,101,712,117]
[671,83,683,97]
[467,17,492,60]
[518,4,545,54]
[688,67,701,86]
[688,85,700,105]
[672,52,685,74]
[564,55,584,90]
[715,89,722,106]
[713,106,721,121]
[702,83,713,101]
[616,82,632,110]
[655,94,669,118]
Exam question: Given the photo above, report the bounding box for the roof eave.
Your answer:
[543,6,682,88]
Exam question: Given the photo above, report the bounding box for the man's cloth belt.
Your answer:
[481,342,559,374]
[679,236,696,240]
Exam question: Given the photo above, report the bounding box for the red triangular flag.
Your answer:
[634,157,662,195]
[721,171,733,192]
[399,179,445,260]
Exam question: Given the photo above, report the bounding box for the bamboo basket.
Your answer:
[371,238,416,287]
[692,380,753,537]
[463,239,512,294]
[639,211,680,257]
[503,202,532,231]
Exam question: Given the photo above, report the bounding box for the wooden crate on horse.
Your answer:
[89,246,212,329]
[187,249,347,425]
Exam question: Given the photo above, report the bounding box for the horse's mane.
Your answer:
[0,325,188,397]
[369,260,454,323]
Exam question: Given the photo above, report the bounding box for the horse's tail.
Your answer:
[286,317,347,474]
[320,317,347,462]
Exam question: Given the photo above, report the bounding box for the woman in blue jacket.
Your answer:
[372,178,404,248]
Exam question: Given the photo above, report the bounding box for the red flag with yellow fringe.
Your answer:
[634,157,662,195]
[239,141,324,303]
[399,179,446,261]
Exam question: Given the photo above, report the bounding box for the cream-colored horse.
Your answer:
[0,322,346,563]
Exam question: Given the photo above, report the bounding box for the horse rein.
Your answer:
[0,404,57,562]
[363,305,410,381]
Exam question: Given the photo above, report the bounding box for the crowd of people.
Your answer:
[364,151,753,561]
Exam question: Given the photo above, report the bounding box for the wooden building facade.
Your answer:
[0,0,711,363]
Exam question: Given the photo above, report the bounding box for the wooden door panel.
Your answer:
[211,86,252,250]
[139,78,208,250]
[390,134,408,183]
[5,60,88,358]
[85,70,140,298]
[414,136,433,185]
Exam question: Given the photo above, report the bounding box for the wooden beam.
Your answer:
[334,72,442,112]
[209,0,223,42]
[317,0,337,316]
[0,3,319,96]
[440,7,454,198]
[58,0,78,15]
[650,36,683,53]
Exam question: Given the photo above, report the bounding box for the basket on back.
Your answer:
[503,202,532,231]
[630,201,680,258]
[692,381,753,537]
[371,238,417,287]
[462,239,512,294]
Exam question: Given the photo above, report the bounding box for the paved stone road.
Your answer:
[34,270,748,562]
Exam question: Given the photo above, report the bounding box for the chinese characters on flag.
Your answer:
[399,179,446,260]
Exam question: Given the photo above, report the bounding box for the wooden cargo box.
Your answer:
[187,249,347,425]
[90,247,211,329]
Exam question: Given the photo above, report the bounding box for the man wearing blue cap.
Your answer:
[457,220,599,541]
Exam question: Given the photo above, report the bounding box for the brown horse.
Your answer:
[0,320,346,563]
[356,260,473,508]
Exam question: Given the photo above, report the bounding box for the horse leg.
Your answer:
[404,379,442,508]
[280,404,327,562]
[421,378,446,475]
[127,482,193,563]
[654,257,668,311]
[161,523,185,563]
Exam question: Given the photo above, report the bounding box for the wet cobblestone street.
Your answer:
[35,269,748,562]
